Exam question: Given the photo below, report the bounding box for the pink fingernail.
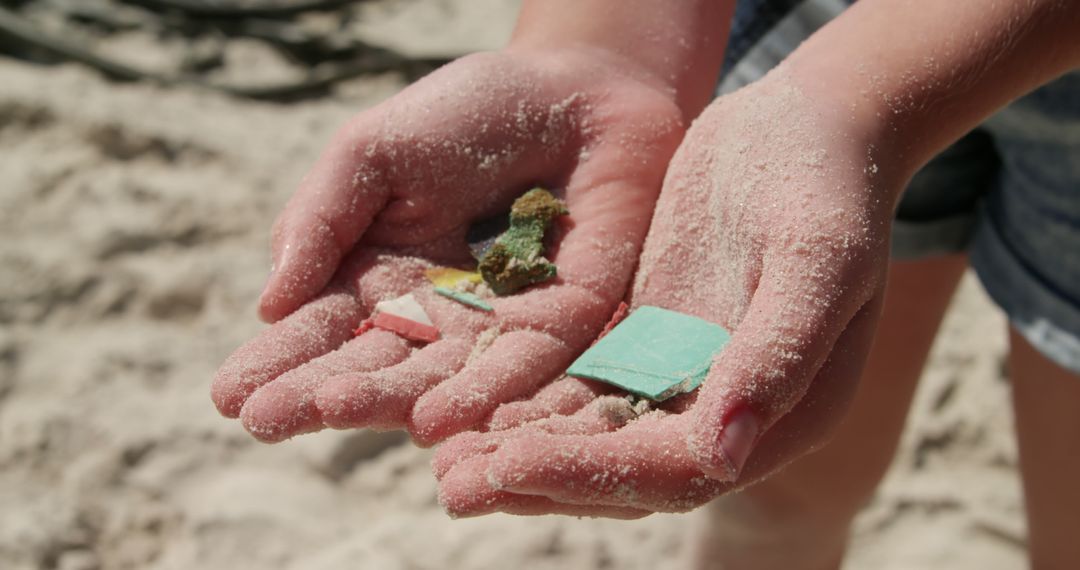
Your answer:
[258,285,272,310]
[719,408,760,479]
[260,258,281,295]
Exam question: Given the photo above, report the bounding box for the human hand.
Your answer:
[210,48,684,445]
[435,67,903,516]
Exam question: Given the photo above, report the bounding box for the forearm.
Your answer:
[509,0,736,120]
[784,0,1080,192]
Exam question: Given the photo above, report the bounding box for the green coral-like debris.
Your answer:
[478,187,568,295]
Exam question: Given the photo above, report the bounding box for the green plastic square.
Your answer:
[567,306,731,401]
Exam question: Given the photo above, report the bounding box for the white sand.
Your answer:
[0,1,1025,568]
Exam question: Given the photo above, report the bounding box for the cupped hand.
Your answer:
[436,67,905,516]
[211,48,684,445]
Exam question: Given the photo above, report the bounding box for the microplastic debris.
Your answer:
[373,293,433,325]
[478,187,567,295]
[359,293,439,343]
[567,306,731,401]
[424,267,483,289]
[592,301,630,345]
[353,318,375,337]
[434,287,494,312]
[371,312,440,343]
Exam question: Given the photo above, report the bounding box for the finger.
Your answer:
[432,431,507,481]
[432,397,625,480]
[470,303,876,515]
[212,291,363,418]
[487,376,615,431]
[729,295,884,488]
[316,337,472,431]
[485,414,726,512]
[239,329,411,442]
[258,124,391,323]
[409,329,573,446]
[438,454,650,520]
[686,246,883,481]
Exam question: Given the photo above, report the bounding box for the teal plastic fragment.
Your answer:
[567,306,731,401]
[433,287,494,312]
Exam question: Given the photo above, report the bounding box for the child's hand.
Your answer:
[434,69,899,516]
[211,49,684,445]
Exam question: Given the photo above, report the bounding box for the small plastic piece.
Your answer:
[424,267,483,289]
[433,287,494,312]
[353,317,375,337]
[567,306,731,401]
[372,293,433,325]
[592,301,630,345]
[478,187,568,295]
[371,312,440,343]
[357,293,439,343]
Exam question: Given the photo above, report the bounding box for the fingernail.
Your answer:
[257,286,273,315]
[259,263,275,295]
[257,278,278,323]
[719,408,760,479]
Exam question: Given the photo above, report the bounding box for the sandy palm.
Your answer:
[211,50,683,445]
[435,72,899,516]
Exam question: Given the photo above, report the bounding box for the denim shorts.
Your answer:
[719,0,1080,373]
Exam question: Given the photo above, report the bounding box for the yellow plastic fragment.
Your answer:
[425,267,483,289]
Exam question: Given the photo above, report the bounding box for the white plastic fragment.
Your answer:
[373,293,433,325]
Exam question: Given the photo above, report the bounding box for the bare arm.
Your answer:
[787,0,1080,187]
[511,0,737,120]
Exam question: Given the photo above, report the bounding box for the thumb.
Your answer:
[686,249,882,481]
[258,123,390,322]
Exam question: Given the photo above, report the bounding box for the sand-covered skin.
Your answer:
[0,2,1023,568]
[435,70,896,514]
[215,41,687,445]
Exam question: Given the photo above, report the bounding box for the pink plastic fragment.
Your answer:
[353,317,376,337]
[371,312,440,343]
[355,293,439,342]
[374,293,433,326]
[592,301,630,345]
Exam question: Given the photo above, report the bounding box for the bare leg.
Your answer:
[689,255,968,570]
[1009,328,1080,569]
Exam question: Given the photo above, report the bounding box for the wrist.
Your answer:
[784,59,920,186]
[779,0,1080,195]
[765,56,917,209]
[504,41,685,106]
[508,0,735,120]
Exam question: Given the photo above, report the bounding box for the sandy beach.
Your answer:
[1,1,1027,568]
